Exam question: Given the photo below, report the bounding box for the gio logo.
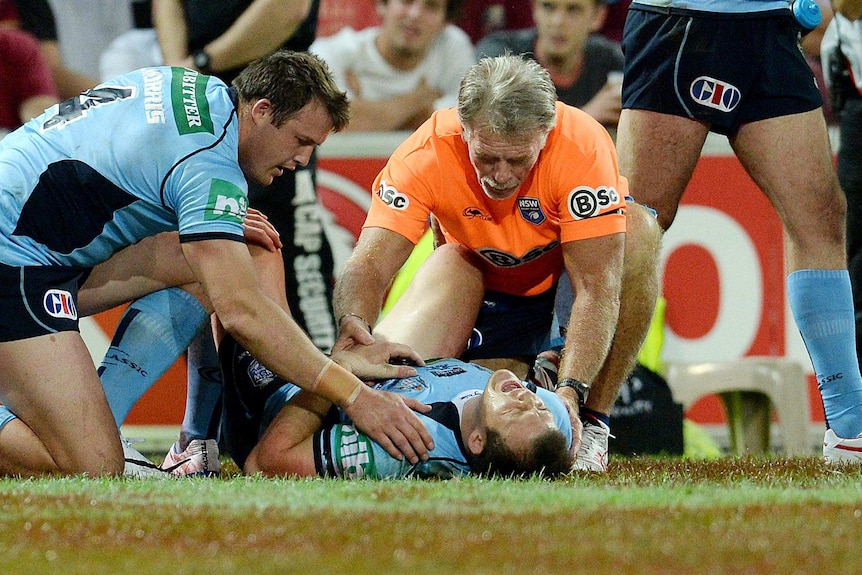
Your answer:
[376,180,409,210]
[43,289,77,320]
[205,179,247,223]
[567,186,620,219]
[690,76,741,112]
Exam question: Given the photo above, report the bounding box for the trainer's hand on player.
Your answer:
[243,208,282,251]
[333,314,376,352]
[331,340,425,381]
[345,386,434,463]
[556,386,583,457]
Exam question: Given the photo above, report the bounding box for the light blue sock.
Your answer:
[788,269,862,437]
[98,288,208,426]
[180,329,224,446]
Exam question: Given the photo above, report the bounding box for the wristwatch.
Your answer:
[192,49,212,74]
[557,378,590,406]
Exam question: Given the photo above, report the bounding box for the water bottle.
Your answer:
[791,0,822,32]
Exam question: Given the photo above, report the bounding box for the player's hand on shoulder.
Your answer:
[345,386,434,463]
[333,314,376,351]
[242,208,282,251]
[331,340,424,381]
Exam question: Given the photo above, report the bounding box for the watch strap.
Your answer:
[192,49,212,74]
[556,378,590,406]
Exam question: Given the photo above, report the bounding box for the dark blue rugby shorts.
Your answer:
[461,288,555,361]
[0,263,89,342]
[621,6,822,136]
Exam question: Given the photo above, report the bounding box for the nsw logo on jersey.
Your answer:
[376,180,409,210]
[171,68,214,135]
[567,186,620,220]
[246,358,275,388]
[690,76,741,113]
[205,179,247,223]
[518,197,546,225]
[43,289,77,320]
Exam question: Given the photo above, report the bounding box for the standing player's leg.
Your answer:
[615,109,710,231]
[732,110,862,459]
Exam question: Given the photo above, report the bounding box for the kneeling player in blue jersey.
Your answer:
[220,334,576,479]
[0,50,434,477]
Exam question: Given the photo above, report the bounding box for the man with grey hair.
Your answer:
[333,55,662,472]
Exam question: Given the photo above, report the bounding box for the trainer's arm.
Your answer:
[182,238,434,462]
[557,232,625,388]
[332,227,416,350]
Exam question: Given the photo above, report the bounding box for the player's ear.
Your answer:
[467,428,485,455]
[250,98,274,124]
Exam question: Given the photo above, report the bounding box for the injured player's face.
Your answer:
[478,369,559,456]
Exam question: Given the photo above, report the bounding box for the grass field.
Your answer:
[2,456,861,575]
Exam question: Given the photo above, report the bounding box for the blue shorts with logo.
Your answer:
[461,288,556,361]
[0,263,89,342]
[621,6,822,136]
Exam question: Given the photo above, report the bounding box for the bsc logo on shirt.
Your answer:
[43,289,77,320]
[376,180,409,210]
[567,186,619,220]
[205,179,247,223]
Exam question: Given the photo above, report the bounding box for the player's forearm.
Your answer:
[204,0,313,72]
[153,0,189,65]
[558,291,619,386]
[332,259,389,333]
[220,292,329,383]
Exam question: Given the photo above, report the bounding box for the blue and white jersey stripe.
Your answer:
[0,66,247,268]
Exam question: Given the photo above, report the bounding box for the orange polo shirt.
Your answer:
[365,102,626,297]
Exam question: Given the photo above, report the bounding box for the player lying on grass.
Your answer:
[108,234,581,477]
[217,242,580,478]
[223,343,577,479]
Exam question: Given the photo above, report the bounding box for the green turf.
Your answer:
[1,457,860,574]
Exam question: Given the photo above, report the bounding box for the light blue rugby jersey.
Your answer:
[632,0,790,14]
[263,359,574,479]
[0,67,247,268]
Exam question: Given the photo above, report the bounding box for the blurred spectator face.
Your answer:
[533,0,606,60]
[377,0,449,60]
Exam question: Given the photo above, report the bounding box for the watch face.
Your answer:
[194,51,210,71]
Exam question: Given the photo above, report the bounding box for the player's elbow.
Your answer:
[243,449,266,476]
[244,444,317,478]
